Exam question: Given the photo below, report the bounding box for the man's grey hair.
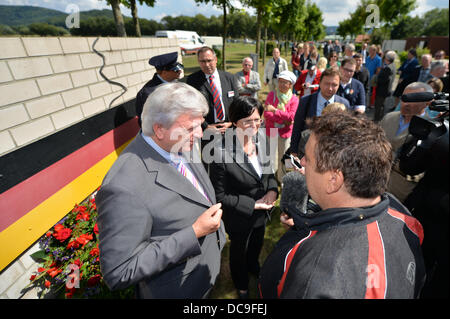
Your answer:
[430,61,446,72]
[141,82,208,136]
[345,43,355,51]
[384,50,396,63]
[242,56,253,63]
[405,81,433,93]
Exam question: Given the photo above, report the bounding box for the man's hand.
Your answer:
[280,212,294,230]
[192,203,222,238]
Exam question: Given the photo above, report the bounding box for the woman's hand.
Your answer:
[265,104,277,113]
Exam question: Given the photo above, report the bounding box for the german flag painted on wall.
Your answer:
[0,100,140,272]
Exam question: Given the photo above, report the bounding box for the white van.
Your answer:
[155,30,205,56]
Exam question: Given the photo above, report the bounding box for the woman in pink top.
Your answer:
[264,70,299,182]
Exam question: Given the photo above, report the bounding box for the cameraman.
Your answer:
[398,93,449,298]
[380,82,433,203]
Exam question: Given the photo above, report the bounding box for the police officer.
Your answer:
[135,51,184,126]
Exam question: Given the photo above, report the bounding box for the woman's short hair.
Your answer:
[317,57,327,70]
[141,82,208,136]
[307,111,392,198]
[322,102,347,114]
[228,96,264,125]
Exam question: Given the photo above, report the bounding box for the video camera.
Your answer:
[398,91,449,177]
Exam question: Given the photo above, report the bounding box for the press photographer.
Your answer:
[397,90,449,298]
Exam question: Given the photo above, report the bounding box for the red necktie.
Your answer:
[209,75,224,122]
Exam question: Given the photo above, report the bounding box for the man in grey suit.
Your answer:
[235,57,261,99]
[379,82,433,203]
[96,82,226,299]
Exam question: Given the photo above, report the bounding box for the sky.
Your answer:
[0,0,448,26]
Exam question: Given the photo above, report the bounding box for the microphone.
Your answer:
[401,92,434,102]
[280,172,309,218]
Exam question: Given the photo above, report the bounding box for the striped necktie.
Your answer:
[209,74,224,121]
[176,160,209,201]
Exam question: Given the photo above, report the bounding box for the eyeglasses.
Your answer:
[342,67,355,73]
[199,59,215,64]
[331,56,337,58]
[241,118,263,126]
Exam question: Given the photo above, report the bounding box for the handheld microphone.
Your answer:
[280,172,309,218]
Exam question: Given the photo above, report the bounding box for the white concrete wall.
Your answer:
[0,36,180,156]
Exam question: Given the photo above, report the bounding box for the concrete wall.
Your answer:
[0,36,180,299]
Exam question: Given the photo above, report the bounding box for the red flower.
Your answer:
[89,198,97,211]
[30,274,36,281]
[53,224,72,242]
[73,259,82,267]
[89,247,99,257]
[47,267,62,278]
[37,267,46,273]
[67,240,80,250]
[93,223,99,235]
[45,280,51,288]
[87,274,102,287]
[76,233,93,248]
[76,211,90,221]
[73,204,87,213]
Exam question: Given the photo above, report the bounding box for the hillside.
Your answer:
[0,5,121,27]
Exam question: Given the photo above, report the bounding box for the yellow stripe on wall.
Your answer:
[0,139,132,272]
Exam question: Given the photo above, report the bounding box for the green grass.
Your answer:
[181,43,291,299]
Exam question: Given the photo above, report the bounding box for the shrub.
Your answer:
[26,192,134,299]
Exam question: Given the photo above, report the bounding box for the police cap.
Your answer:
[149,51,184,72]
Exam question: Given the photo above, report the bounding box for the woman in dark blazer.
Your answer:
[210,96,278,299]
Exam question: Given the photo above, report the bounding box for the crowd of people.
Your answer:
[96,42,448,300]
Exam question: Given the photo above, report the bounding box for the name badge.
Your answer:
[228,91,235,98]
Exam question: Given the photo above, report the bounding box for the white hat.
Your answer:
[277,70,297,84]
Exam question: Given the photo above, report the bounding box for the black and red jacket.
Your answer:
[259,193,426,299]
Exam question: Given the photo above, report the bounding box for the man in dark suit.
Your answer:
[374,50,397,122]
[353,53,370,98]
[337,57,366,113]
[135,51,184,127]
[97,82,226,298]
[186,46,238,134]
[289,68,350,156]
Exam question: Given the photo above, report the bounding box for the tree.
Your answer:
[241,0,274,59]
[303,1,325,41]
[122,0,155,37]
[422,8,449,36]
[194,0,234,70]
[106,0,127,36]
[270,0,307,54]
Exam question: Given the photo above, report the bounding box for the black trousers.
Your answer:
[228,225,266,290]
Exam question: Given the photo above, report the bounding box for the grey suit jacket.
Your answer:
[235,70,261,98]
[96,133,226,298]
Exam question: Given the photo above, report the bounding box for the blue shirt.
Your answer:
[316,92,335,116]
[365,54,382,79]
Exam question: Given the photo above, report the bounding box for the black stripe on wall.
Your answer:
[0,99,137,194]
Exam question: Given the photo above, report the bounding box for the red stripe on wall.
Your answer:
[387,208,424,245]
[365,221,387,299]
[0,118,139,232]
[277,230,317,298]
